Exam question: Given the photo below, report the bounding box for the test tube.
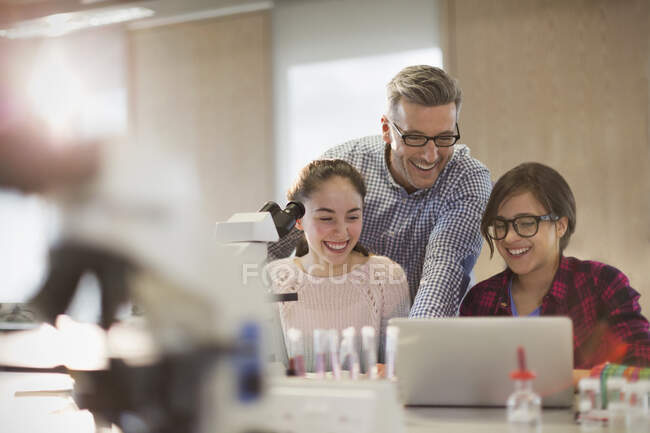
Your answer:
[328,329,342,380]
[313,328,327,378]
[286,328,305,377]
[340,326,360,380]
[361,326,378,379]
[385,325,399,380]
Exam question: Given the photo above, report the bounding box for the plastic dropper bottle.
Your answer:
[506,346,541,432]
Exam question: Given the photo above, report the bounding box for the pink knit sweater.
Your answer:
[266,255,411,371]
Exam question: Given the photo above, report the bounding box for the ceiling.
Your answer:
[0,0,271,28]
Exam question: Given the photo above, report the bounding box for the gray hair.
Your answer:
[387,65,462,118]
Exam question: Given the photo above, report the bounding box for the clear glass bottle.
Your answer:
[577,377,604,430]
[507,377,542,432]
[506,347,541,433]
[605,377,626,433]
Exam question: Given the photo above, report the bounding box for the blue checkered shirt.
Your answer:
[269,135,492,317]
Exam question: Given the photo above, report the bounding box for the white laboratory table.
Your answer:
[0,369,596,433]
[404,407,582,433]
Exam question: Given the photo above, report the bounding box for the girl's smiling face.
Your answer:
[296,175,363,269]
[495,190,568,278]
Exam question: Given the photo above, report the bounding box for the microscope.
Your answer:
[2,140,305,433]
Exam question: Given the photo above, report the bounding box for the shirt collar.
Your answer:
[382,143,403,191]
[502,255,570,304]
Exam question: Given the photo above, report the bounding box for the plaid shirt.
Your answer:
[269,135,491,317]
[460,256,650,368]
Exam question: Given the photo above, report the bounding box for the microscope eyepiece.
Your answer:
[284,201,305,220]
[259,201,305,239]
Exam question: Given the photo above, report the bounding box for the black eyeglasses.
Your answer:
[389,120,460,147]
[487,214,559,240]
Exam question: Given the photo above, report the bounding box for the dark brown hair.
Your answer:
[288,159,369,257]
[481,162,576,257]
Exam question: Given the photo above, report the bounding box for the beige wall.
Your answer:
[449,0,650,311]
[128,11,272,222]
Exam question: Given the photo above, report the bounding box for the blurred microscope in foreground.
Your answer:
[0,68,309,431]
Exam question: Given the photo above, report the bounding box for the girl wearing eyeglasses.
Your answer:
[460,162,650,371]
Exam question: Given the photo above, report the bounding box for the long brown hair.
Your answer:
[481,162,576,257]
[288,159,369,257]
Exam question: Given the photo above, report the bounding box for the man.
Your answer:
[270,65,491,317]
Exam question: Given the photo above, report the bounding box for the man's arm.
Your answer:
[267,226,302,261]
[409,167,492,318]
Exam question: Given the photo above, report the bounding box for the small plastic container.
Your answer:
[624,379,650,433]
[605,377,627,433]
[506,347,542,432]
[577,377,604,430]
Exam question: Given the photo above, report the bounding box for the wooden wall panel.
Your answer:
[450,0,650,311]
[128,11,272,222]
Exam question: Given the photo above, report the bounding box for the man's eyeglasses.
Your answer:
[487,214,559,240]
[389,120,460,147]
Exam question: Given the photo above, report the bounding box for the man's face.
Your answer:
[383,100,457,193]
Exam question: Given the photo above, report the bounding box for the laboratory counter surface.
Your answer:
[404,407,582,432]
[0,370,621,433]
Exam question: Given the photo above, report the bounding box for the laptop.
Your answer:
[388,317,574,407]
